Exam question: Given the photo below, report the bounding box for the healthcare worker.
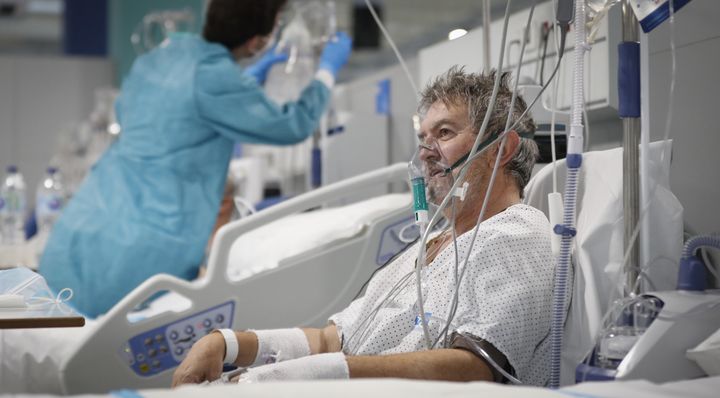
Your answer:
[39,0,353,317]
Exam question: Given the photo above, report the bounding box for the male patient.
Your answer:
[172,66,555,386]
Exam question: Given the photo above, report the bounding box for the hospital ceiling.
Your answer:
[0,0,537,78]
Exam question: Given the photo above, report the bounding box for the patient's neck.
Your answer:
[449,176,521,236]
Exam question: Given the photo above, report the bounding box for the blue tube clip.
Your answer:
[553,224,576,237]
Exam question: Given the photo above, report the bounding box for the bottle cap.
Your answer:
[6,165,17,173]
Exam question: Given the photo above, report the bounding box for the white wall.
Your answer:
[646,0,720,235]
[0,55,114,205]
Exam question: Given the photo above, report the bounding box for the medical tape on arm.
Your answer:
[239,352,349,383]
[250,328,312,366]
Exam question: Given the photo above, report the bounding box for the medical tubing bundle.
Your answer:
[414,0,515,351]
[550,0,586,389]
[433,0,537,353]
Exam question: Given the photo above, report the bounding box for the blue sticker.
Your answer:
[414,312,432,327]
[376,79,391,115]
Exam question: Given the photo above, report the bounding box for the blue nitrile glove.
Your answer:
[243,46,289,85]
[319,31,353,77]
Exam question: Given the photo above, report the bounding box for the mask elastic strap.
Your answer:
[26,288,74,308]
[443,130,534,175]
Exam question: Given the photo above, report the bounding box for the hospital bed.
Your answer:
[55,163,416,394]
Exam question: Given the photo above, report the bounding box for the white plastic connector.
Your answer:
[548,192,564,257]
[568,125,585,155]
[415,210,429,225]
[453,182,469,201]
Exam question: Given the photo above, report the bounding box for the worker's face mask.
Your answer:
[249,24,281,60]
[0,267,73,309]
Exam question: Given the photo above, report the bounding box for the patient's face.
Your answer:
[418,101,476,204]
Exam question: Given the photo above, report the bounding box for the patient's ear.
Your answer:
[498,130,520,166]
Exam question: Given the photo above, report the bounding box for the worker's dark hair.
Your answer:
[203,0,287,51]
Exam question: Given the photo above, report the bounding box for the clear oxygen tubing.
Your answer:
[430,26,568,345]
[433,0,537,354]
[550,0,587,389]
[413,0,516,351]
[342,0,514,356]
[362,0,419,99]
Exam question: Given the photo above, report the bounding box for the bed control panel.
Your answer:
[121,301,234,377]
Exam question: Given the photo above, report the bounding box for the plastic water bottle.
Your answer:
[0,165,27,245]
[36,167,65,237]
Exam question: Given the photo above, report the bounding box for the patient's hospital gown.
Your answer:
[330,204,555,386]
[38,33,331,317]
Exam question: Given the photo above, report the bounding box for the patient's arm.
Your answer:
[346,349,494,382]
[172,325,340,387]
[302,324,342,354]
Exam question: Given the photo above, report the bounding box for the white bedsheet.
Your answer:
[0,319,97,394]
[142,377,720,398]
[226,194,411,281]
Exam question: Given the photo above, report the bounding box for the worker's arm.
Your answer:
[194,55,331,146]
[346,349,494,382]
[171,325,341,387]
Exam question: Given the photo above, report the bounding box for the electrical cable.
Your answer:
[539,23,552,86]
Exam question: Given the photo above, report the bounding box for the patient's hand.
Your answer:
[171,332,225,387]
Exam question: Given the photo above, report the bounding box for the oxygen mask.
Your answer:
[410,139,467,206]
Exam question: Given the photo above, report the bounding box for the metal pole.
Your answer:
[482,0,492,73]
[621,0,641,296]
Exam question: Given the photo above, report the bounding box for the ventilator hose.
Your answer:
[682,235,720,259]
[550,0,586,388]
[550,166,578,388]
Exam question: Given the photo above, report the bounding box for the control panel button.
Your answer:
[139,363,150,374]
[185,325,194,334]
[215,314,224,324]
[136,353,145,362]
[148,349,157,358]
[170,331,179,340]
[174,347,184,356]
[155,334,165,343]
[203,318,212,328]
[144,337,153,346]
[152,360,161,368]
[159,345,168,354]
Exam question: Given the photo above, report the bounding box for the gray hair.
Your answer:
[418,65,539,197]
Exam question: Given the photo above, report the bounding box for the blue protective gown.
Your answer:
[39,34,330,317]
